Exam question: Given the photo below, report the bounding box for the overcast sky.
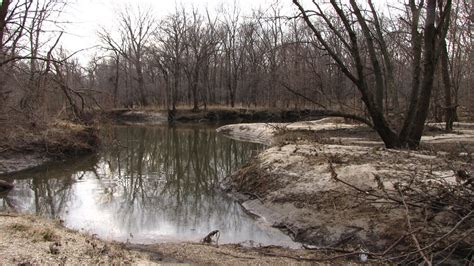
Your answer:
[57,0,393,64]
[59,0,275,62]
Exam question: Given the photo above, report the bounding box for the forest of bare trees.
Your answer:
[0,0,472,148]
[1,2,474,263]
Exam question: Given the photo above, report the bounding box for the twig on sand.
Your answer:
[214,251,257,260]
[380,228,422,256]
[302,244,353,253]
[327,160,422,208]
[0,213,19,217]
[399,189,432,266]
[387,210,473,261]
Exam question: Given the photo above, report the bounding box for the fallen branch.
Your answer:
[380,228,422,256]
[278,81,374,127]
[240,191,264,203]
[419,211,472,253]
[327,160,422,208]
[302,244,353,253]
[387,211,473,261]
[214,251,257,260]
[0,213,18,217]
[399,189,432,266]
[202,230,220,245]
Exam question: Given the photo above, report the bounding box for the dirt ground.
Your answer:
[0,213,155,265]
[0,213,361,265]
[218,118,473,264]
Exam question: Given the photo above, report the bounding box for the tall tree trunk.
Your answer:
[400,0,423,143]
[192,67,199,112]
[113,55,120,108]
[441,39,456,131]
[172,65,179,112]
[368,0,398,111]
[0,0,9,113]
[227,72,236,108]
[351,0,385,112]
[0,0,10,50]
[136,62,148,106]
[358,81,401,148]
[406,0,440,148]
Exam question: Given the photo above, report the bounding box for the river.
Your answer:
[0,124,297,247]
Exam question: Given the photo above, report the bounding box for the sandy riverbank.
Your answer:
[0,212,356,264]
[0,213,156,265]
[218,118,473,263]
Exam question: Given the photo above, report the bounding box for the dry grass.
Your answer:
[0,119,99,158]
[0,214,154,265]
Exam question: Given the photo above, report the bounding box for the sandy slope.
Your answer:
[218,118,473,257]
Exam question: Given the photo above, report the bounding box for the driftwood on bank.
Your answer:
[202,230,220,245]
[0,179,13,191]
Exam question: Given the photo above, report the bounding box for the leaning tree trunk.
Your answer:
[358,81,402,148]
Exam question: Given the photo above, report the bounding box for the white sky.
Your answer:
[57,0,394,64]
[59,0,275,63]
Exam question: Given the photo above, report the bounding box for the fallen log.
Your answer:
[0,179,14,191]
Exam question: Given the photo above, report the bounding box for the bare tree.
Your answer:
[220,2,243,108]
[79,1,470,139]
[292,0,452,148]
[0,0,67,122]
[155,8,188,117]
[98,5,156,106]
[182,8,220,112]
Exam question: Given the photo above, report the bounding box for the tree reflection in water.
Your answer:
[2,125,297,247]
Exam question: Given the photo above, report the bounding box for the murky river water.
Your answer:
[1,125,297,247]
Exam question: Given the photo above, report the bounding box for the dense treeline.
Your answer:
[0,0,472,148]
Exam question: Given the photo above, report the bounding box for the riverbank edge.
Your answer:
[216,119,474,263]
[0,121,100,177]
[0,117,359,264]
[0,212,161,264]
[0,212,352,264]
[2,117,471,263]
[105,108,331,125]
